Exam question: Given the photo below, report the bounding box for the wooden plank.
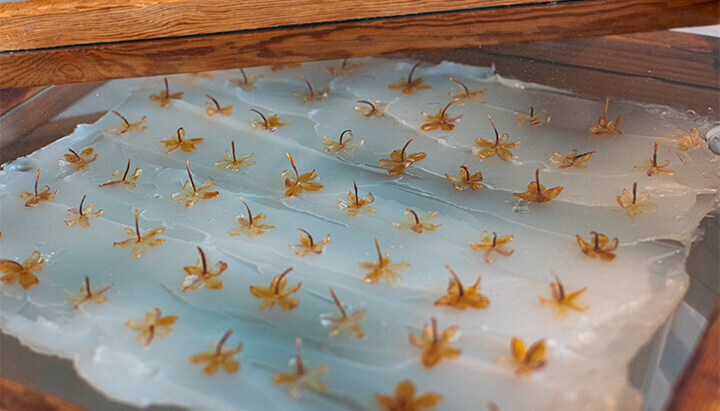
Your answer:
[667,299,720,411]
[0,377,88,411]
[0,0,717,88]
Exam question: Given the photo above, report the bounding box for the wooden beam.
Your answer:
[0,377,88,411]
[1,0,717,88]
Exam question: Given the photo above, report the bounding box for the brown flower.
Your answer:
[319,287,367,338]
[375,380,443,411]
[249,268,301,311]
[64,195,103,228]
[445,163,483,191]
[379,138,427,176]
[282,153,324,197]
[171,161,220,207]
[548,150,597,169]
[360,237,410,284]
[125,307,177,348]
[214,141,255,171]
[322,130,363,154]
[113,209,165,258]
[337,180,376,216]
[272,338,328,399]
[434,265,489,310]
[474,116,520,161]
[161,127,204,153]
[513,169,563,203]
[389,62,430,94]
[0,250,45,289]
[250,109,289,132]
[59,147,97,171]
[326,58,356,76]
[634,141,674,176]
[576,231,618,261]
[182,247,227,292]
[420,98,462,131]
[589,98,622,136]
[448,77,485,105]
[497,337,547,376]
[228,197,274,238]
[469,231,514,264]
[293,80,328,103]
[20,169,57,207]
[538,271,588,317]
[617,182,657,217]
[229,68,262,92]
[107,110,147,135]
[392,208,440,234]
[66,276,111,308]
[289,229,331,256]
[189,330,243,375]
[99,159,142,190]
[408,317,461,368]
[204,94,233,116]
[149,78,183,107]
[355,98,388,119]
[514,106,549,126]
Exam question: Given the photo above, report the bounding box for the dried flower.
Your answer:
[497,337,547,376]
[513,169,563,203]
[361,238,410,284]
[282,153,324,197]
[389,62,430,94]
[230,68,262,92]
[272,338,328,399]
[228,197,274,238]
[548,150,597,169]
[271,62,302,71]
[448,77,485,105]
[249,268,301,311]
[634,141,674,176]
[107,110,147,135]
[469,231,514,264]
[161,127,204,153]
[189,330,243,375]
[355,98,388,119]
[125,307,177,348]
[393,208,440,234]
[290,229,331,256]
[664,127,705,151]
[576,231,618,261]
[538,271,588,317]
[617,182,657,217]
[421,98,462,131]
[326,58,356,76]
[514,107,548,126]
[408,317,461,368]
[323,129,363,154]
[319,287,367,338]
[66,276,111,308]
[215,141,255,171]
[0,250,45,289]
[204,94,233,116]
[375,380,443,411]
[59,147,97,171]
[379,138,427,176]
[445,163,483,191]
[113,209,165,258]
[589,98,622,136]
[149,78,183,107]
[249,109,289,132]
[20,169,57,207]
[474,116,521,161]
[189,72,214,80]
[434,265,489,310]
[172,161,220,207]
[64,194,103,228]
[338,180,376,216]
[293,80,328,103]
[182,247,227,292]
[99,159,142,190]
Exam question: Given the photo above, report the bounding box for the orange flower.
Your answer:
[408,317,461,368]
[393,208,440,234]
[204,94,233,116]
[617,182,657,217]
[434,265,489,310]
[337,181,376,216]
[66,276,111,308]
[214,141,255,171]
[355,98,388,119]
[389,62,430,94]
[113,209,165,258]
[634,141,674,176]
[189,330,243,375]
[473,116,521,161]
[421,98,462,131]
[361,238,410,284]
[538,271,588,317]
[379,138,427,176]
[171,161,220,207]
[589,98,622,136]
[182,247,227,292]
[375,380,443,411]
[272,338,328,399]
[0,250,45,289]
[64,195,103,228]
[469,231,514,264]
[289,229,331,256]
[250,268,301,311]
[271,62,302,71]
[125,307,177,348]
[497,337,547,376]
[514,106,548,126]
[448,77,485,105]
[445,163,483,191]
[20,169,57,207]
[228,197,274,238]
[59,147,97,171]
[161,127,204,153]
[99,159,142,190]
[664,127,705,151]
[548,150,597,169]
[107,110,147,135]
[326,58,356,76]
[149,78,183,107]
[319,287,367,338]
[576,231,618,261]
[229,68,262,92]
[322,129,363,154]
[513,168,563,203]
[250,109,289,132]
[293,80,328,103]
[282,153,324,197]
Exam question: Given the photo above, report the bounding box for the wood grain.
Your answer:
[0,377,88,411]
[1,0,718,89]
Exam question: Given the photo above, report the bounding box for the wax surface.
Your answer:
[1,58,718,411]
